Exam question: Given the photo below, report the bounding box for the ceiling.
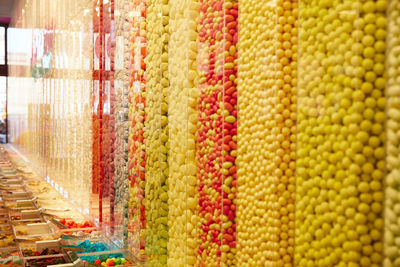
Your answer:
[0,0,16,18]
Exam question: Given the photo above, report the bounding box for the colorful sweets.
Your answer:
[93,257,132,266]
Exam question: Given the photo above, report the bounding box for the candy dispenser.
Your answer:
[385,0,400,265]
[196,0,239,265]
[143,0,169,265]
[128,0,147,260]
[8,0,94,222]
[296,0,386,266]
[81,0,95,217]
[101,0,116,235]
[92,0,104,223]
[236,1,297,266]
[167,0,199,265]
[113,0,131,247]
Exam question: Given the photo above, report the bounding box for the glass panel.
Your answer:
[0,77,6,143]
[0,27,5,65]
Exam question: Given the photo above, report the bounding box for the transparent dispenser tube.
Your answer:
[296,0,386,266]
[127,0,147,261]
[113,0,131,249]
[167,0,200,265]
[385,0,400,265]
[144,0,169,265]
[236,1,297,266]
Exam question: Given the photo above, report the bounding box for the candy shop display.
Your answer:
[10,0,400,266]
[296,0,386,266]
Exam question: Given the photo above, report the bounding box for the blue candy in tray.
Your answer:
[75,240,123,262]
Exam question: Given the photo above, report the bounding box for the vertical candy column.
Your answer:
[273,1,297,266]
[220,1,239,265]
[236,0,297,266]
[82,0,94,214]
[128,0,147,259]
[144,0,169,265]
[168,0,199,265]
[101,0,116,233]
[92,0,103,222]
[113,0,131,246]
[197,0,239,265]
[296,0,386,266]
[385,0,400,265]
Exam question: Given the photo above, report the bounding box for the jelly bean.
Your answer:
[197,2,239,265]
[144,0,169,265]
[168,0,199,265]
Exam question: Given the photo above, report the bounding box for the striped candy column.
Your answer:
[197,0,238,266]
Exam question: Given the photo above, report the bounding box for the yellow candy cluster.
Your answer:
[167,0,199,265]
[385,0,400,265]
[144,0,169,265]
[296,0,386,266]
[237,0,297,266]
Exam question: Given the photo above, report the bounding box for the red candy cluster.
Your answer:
[197,0,238,265]
[58,218,94,234]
